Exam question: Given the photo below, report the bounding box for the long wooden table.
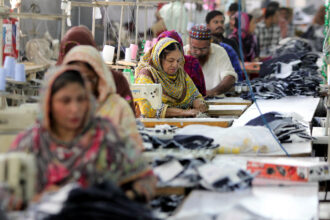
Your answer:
[140,118,234,128]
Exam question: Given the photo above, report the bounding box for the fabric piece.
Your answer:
[189,25,211,40]
[63,46,143,150]
[254,21,281,57]
[220,42,243,81]
[246,112,313,143]
[184,43,238,90]
[10,66,152,193]
[135,38,204,118]
[157,30,207,95]
[141,134,218,150]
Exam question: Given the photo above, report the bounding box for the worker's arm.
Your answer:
[206,75,236,96]
[165,108,199,117]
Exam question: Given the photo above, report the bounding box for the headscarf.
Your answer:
[157,30,206,96]
[135,37,187,102]
[230,12,250,40]
[57,26,97,65]
[62,45,116,103]
[39,65,94,132]
[11,65,151,192]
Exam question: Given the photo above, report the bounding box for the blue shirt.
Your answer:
[220,42,243,81]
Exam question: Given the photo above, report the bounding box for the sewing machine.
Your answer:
[0,152,36,205]
[131,84,162,109]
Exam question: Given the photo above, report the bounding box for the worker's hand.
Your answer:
[205,90,217,97]
[193,99,208,113]
[130,175,157,202]
[184,109,199,117]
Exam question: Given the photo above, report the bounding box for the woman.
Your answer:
[157,30,206,96]
[62,45,144,151]
[57,25,136,114]
[135,37,207,118]
[229,12,258,61]
[11,65,155,200]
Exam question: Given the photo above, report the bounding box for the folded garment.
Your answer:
[246,112,313,143]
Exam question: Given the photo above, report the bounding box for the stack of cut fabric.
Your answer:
[246,112,313,143]
[239,52,322,100]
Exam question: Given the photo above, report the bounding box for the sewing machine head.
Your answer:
[0,152,36,206]
[131,84,162,109]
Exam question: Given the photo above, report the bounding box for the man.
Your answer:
[205,10,239,56]
[206,10,243,81]
[254,6,281,57]
[184,25,237,96]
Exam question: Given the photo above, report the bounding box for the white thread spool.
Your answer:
[102,45,115,63]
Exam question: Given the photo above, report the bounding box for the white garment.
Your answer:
[159,1,188,34]
[184,43,237,91]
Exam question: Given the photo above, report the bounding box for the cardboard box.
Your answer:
[247,158,330,182]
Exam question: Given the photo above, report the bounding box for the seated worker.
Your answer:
[62,46,144,150]
[11,65,156,201]
[184,25,237,96]
[206,10,243,81]
[157,30,206,96]
[57,25,136,114]
[229,12,259,62]
[135,38,208,118]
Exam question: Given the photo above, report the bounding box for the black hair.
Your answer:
[159,42,182,60]
[229,3,238,12]
[267,1,280,10]
[51,70,86,97]
[206,10,224,24]
[265,6,278,19]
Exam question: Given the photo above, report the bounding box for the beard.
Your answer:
[195,53,210,66]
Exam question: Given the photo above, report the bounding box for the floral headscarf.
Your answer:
[135,37,187,102]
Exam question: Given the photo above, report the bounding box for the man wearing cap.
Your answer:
[184,25,237,96]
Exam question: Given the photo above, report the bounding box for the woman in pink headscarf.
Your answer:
[229,12,258,61]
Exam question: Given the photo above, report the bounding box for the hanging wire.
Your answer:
[237,0,290,156]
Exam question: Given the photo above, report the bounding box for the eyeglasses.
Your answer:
[190,45,210,52]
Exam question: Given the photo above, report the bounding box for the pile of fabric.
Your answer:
[239,52,322,100]
[246,112,313,143]
[26,182,155,220]
[153,156,255,192]
[272,38,313,58]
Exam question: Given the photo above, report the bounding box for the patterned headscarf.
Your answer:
[135,37,187,102]
[62,45,117,103]
[189,25,211,40]
[57,26,97,65]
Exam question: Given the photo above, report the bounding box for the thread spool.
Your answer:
[125,48,131,62]
[14,63,26,82]
[102,45,115,63]
[0,68,6,91]
[4,56,16,78]
[130,44,138,60]
[152,38,158,46]
[144,40,152,53]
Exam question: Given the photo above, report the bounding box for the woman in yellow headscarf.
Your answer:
[135,38,208,118]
